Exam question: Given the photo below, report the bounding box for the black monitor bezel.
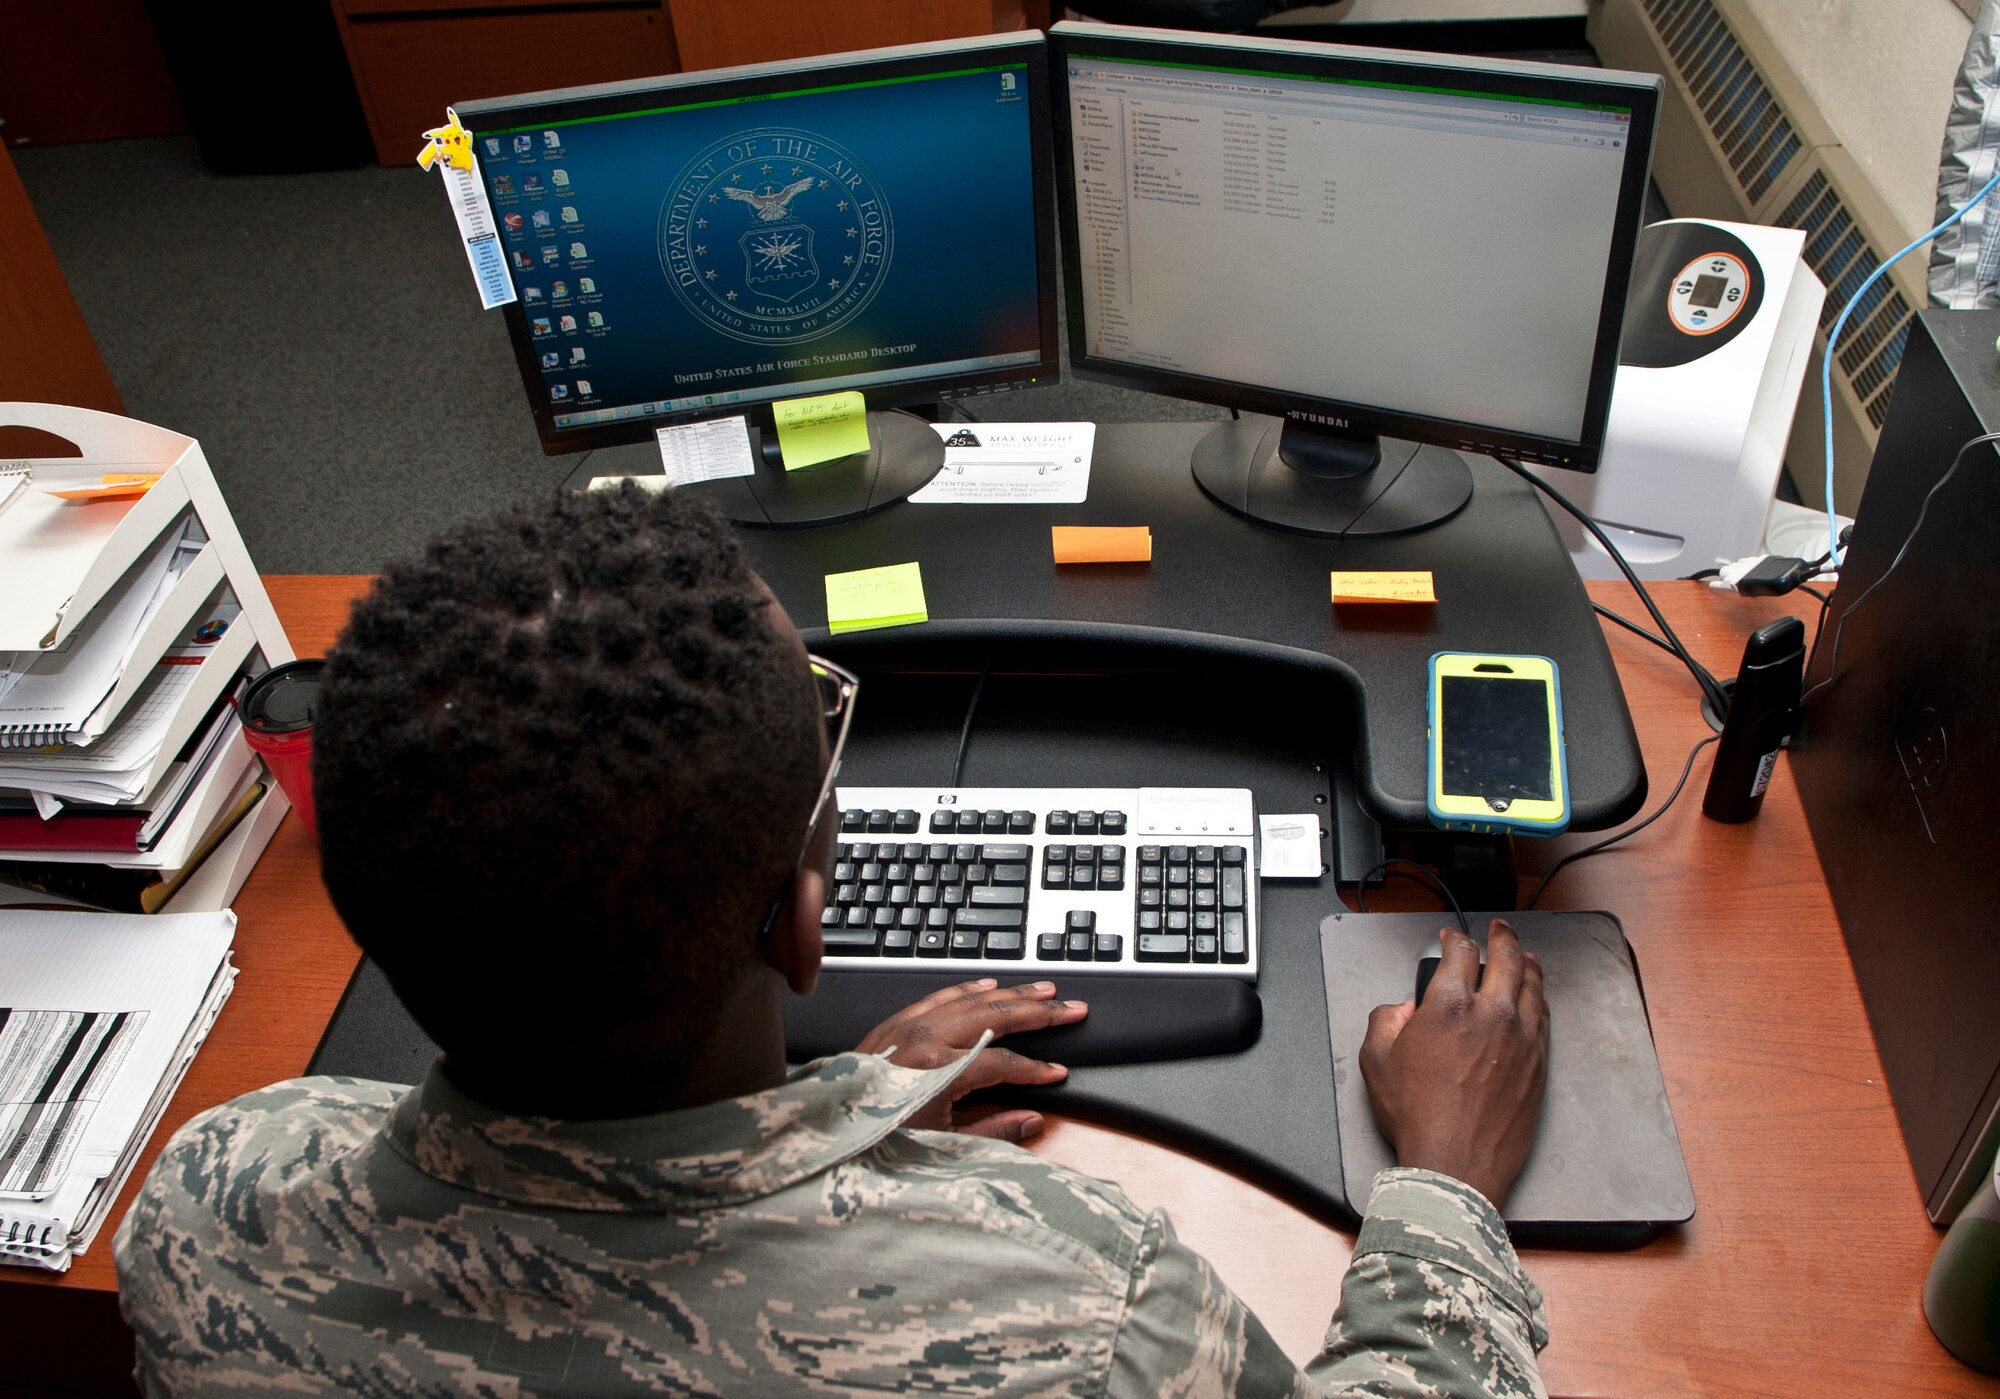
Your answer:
[456,32,1063,459]
[1047,23,1661,472]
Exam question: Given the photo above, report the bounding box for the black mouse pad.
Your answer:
[1320,909,1694,1243]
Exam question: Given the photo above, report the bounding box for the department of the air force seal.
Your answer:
[659,128,893,345]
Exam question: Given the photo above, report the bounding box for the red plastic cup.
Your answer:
[241,660,326,841]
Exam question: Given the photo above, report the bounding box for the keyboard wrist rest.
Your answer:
[783,971,1262,1067]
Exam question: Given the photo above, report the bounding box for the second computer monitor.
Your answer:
[1050,22,1661,537]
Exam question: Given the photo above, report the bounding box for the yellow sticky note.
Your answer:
[1052,526,1152,564]
[825,562,928,635]
[1330,571,1436,604]
[773,391,870,471]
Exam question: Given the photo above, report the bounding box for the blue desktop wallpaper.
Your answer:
[474,65,1042,427]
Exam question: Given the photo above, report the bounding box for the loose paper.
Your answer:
[1052,526,1151,565]
[1331,571,1436,604]
[1258,813,1324,878]
[655,416,755,485]
[912,422,1096,504]
[773,392,870,471]
[587,475,672,496]
[825,562,928,635]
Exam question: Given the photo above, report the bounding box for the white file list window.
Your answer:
[1067,58,1634,441]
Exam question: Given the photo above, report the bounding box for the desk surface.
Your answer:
[11,575,1995,1399]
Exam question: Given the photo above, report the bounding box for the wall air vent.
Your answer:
[1641,0,1802,204]
[1591,0,1929,512]
[1776,171,1915,430]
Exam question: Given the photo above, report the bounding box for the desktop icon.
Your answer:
[513,135,533,154]
[540,245,560,265]
[1001,72,1017,91]
[484,138,501,157]
[560,206,579,224]
[550,384,569,400]
[531,317,552,335]
[503,213,525,232]
[523,286,543,301]
[543,130,560,149]
[559,314,578,332]
[586,311,605,328]
[578,277,596,294]
[523,174,543,192]
[513,251,534,269]
[569,241,587,259]
[551,280,568,298]
[492,176,514,196]
[576,379,592,396]
[531,209,552,229]
[551,169,570,187]
[540,352,560,369]
[570,347,586,365]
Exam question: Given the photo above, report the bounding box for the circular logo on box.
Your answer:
[659,128,893,345]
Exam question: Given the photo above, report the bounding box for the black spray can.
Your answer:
[1703,615,1805,823]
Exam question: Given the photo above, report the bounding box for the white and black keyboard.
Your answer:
[823,787,1259,980]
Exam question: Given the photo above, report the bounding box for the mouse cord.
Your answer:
[1353,859,1471,937]
[1495,454,1730,716]
[949,658,992,788]
[1522,733,1718,910]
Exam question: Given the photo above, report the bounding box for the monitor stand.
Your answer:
[1191,416,1473,538]
[586,409,946,528]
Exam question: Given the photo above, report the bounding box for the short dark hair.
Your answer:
[313,485,823,1066]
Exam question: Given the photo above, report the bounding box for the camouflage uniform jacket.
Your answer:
[115,1048,1548,1397]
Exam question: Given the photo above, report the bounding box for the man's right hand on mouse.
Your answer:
[1359,918,1550,1208]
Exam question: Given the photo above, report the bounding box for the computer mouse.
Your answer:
[1415,953,1485,1005]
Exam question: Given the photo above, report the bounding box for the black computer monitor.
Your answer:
[456,32,1060,526]
[1048,22,1660,537]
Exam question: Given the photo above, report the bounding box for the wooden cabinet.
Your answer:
[328,0,1039,168]
[330,1,681,167]
[667,0,1028,72]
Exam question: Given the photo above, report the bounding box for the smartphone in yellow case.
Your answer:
[1426,651,1569,836]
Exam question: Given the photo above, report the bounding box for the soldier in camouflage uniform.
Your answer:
[116,486,1551,1397]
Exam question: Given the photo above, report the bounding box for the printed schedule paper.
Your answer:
[654,416,756,485]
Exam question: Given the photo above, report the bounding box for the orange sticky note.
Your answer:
[1053,526,1152,564]
[1330,570,1436,604]
[45,473,163,502]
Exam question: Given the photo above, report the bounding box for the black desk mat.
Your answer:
[311,666,1361,1223]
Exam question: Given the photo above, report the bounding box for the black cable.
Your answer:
[1798,583,1831,605]
[948,660,991,787]
[1801,428,2000,708]
[1496,454,1731,715]
[1354,859,1471,937]
[1522,734,1719,910]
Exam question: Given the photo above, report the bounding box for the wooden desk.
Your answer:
[10,577,1994,1399]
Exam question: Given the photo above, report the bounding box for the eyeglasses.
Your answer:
[757,655,859,942]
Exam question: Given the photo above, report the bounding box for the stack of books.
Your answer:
[0,404,296,912]
[0,909,236,1270]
